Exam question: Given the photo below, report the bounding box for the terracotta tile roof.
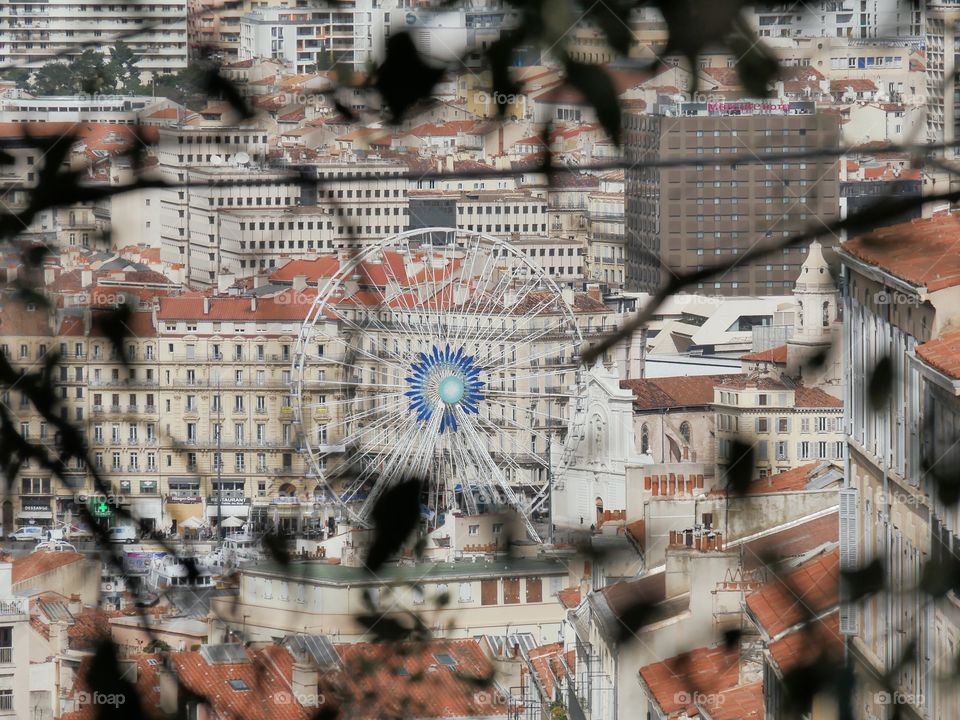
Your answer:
[740,512,838,572]
[63,654,165,720]
[12,550,85,584]
[767,611,842,673]
[557,586,581,609]
[740,344,787,363]
[745,546,840,639]
[746,462,820,493]
[270,256,341,283]
[703,681,763,720]
[625,519,645,550]
[146,107,180,119]
[156,291,317,322]
[780,66,826,82]
[794,385,843,408]
[0,301,53,336]
[620,375,729,409]
[638,644,740,716]
[842,214,960,292]
[171,644,311,720]
[830,78,878,93]
[527,642,566,697]
[702,67,740,87]
[716,375,789,391]
[915,329,960,380]
[332,639,507,718]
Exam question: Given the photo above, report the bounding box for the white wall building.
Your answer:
[0,0,188,79]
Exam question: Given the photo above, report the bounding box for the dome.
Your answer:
[795,240,834,291]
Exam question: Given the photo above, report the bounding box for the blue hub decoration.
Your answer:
[405,344,484,433]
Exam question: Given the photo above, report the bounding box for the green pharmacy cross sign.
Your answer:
[90,498,113,518]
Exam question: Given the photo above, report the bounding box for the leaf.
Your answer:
[364,478,422,572]
[563,60,621,145]
[585,0,633,56]
[201,68,255,120]
[374,32,444,123]
[841,558,885,602]
[868,356,893,411]
[486,34,524,118]
[728,18,778,97]
[262,531,291,566]
[92,304,133,367]
[723,438,755,496]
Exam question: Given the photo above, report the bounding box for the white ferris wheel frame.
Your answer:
[291,227,587,541]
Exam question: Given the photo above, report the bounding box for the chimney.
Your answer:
[250,296,257,312]
[81,269,92,288]
[291,653,319,706]
[158,666,178,715]
[203,297,210,315]
[217,274,234,293]
[292,274,307,292]
[50,620,70,655]
[0,562,11,600]
[561,287,574,306]
[44,266,56,285]
[68,593,81,615]
[586,283,601,302]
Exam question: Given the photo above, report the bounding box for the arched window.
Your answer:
[640,424,649,454]
[679,421,691,445]
[822,301,830,327]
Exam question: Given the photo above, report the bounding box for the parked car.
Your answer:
[108,526,138,544]
[65,524,94,541]
[11,526,45,542]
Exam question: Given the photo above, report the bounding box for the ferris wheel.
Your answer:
[292,228,586,541]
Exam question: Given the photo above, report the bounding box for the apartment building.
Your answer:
[0,563,29,718]
[624,101,840,294]
[839,213,960,720]
[586,170,626,288]
[748,0,922,39]
[715,375,843,481]
[924,2,960,200]
[212,556,569,642]
[0,0,188,78]
[238,0,394,72]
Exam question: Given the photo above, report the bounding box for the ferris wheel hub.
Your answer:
[438,376,466,405]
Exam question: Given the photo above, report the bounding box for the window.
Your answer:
[775,441,788,460]
[757,417,769,433]
[480,579,497,605]
[458,582,472,603]
[777,417,789,433]
[640,424,649,454]
[468,525,479,536]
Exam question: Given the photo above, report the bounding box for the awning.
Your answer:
[130,498,162,519]
[18,511,53,519]
[205,505,249,518]
[166,503,203,524]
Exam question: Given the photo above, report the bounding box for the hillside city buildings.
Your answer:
[0,1,956,719]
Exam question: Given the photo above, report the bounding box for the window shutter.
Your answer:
[839,487,859,634]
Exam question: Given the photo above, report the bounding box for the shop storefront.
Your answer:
[165,479,203,534]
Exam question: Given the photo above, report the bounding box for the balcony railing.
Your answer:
[0,599,27,619]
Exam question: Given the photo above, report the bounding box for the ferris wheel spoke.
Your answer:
[330,310,410,370]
